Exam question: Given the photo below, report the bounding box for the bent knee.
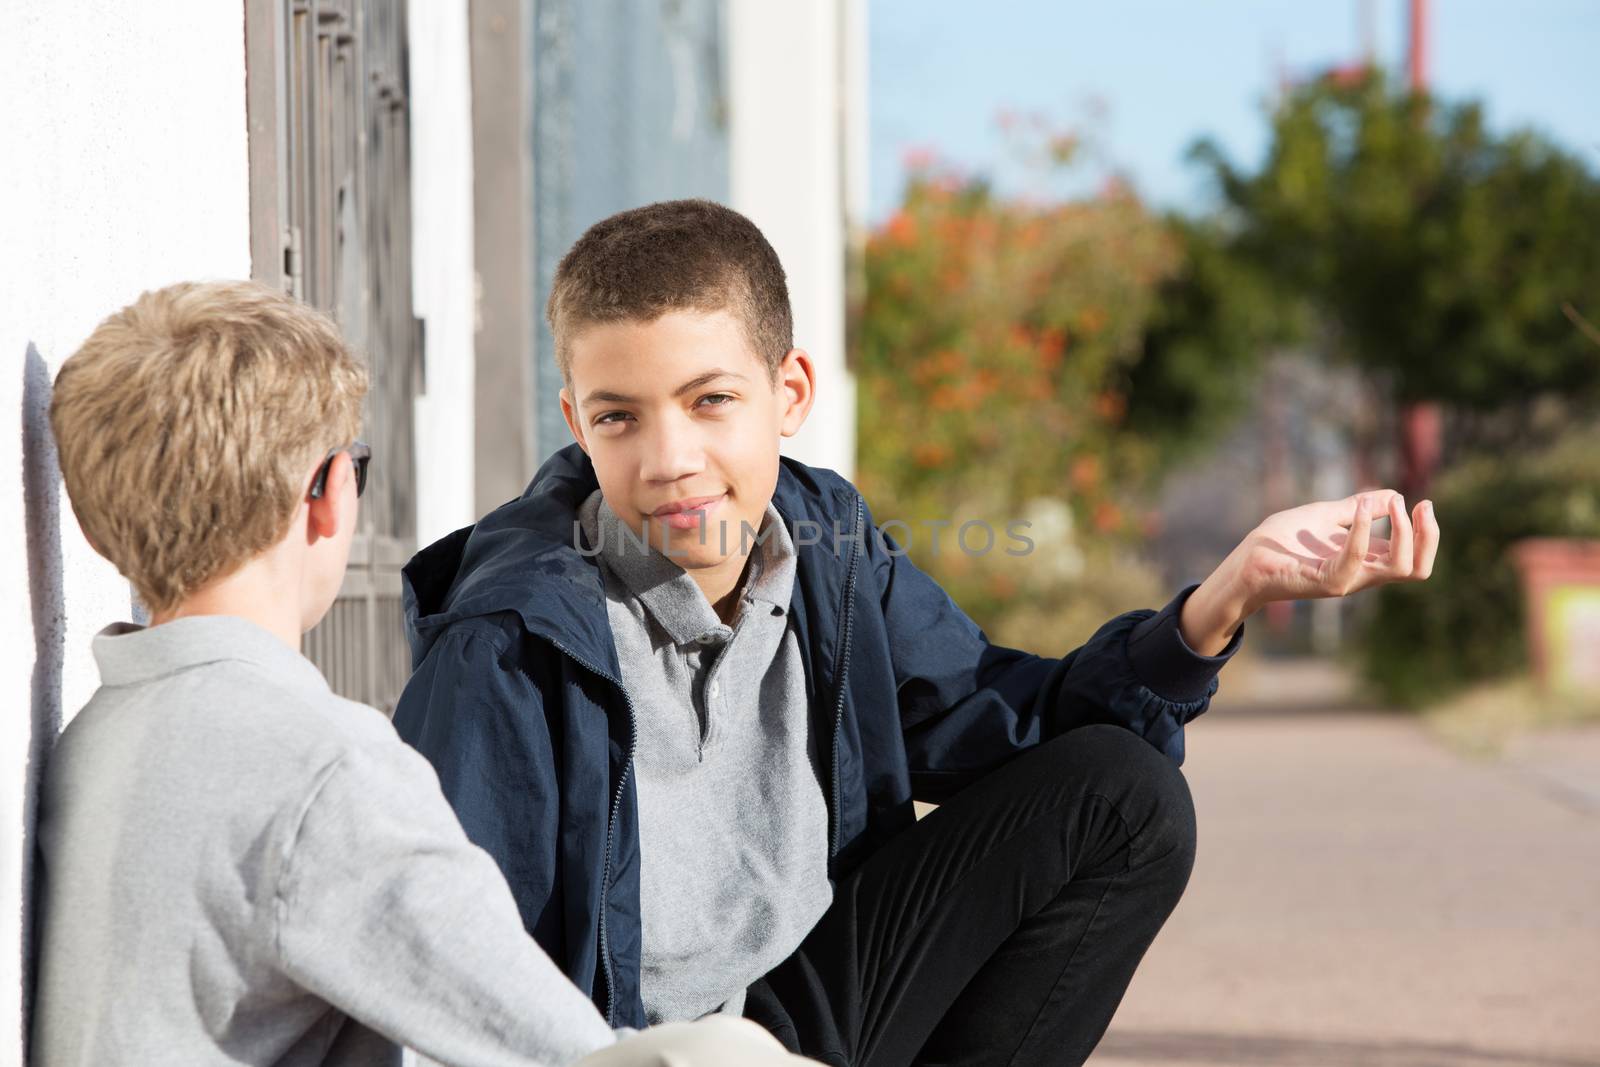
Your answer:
[1045,725,1197,875]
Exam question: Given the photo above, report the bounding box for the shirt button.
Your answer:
[708,681,721,699]
[697,634,716,645]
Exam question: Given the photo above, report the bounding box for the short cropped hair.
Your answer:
[547,199,793,382]
[50,281,368,615]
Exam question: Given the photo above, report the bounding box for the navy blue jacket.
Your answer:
[393,444,1234,1027]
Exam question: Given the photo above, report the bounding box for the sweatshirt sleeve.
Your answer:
[391,625,565,946]
[273,738,617,1067]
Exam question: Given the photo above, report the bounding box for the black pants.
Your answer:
[745,725,1197,1067]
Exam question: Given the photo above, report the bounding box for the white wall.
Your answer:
[728,0,866,480]
[0,5,252,1063]
[408,0,478,548]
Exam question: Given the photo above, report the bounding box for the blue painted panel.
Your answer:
[531,0,730,461]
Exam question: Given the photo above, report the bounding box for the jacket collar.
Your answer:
[402,443,861,683]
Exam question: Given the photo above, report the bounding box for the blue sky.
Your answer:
[869,0,1600,221]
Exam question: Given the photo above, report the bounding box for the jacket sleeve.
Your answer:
[863,502,1241,802]
[391,623,563,943]
[274,742,617,1067]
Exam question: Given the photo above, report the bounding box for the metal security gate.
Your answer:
[247,0,421,711]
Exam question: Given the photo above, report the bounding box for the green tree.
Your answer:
[1196,69,1600,408]
[1122,214,1293,468]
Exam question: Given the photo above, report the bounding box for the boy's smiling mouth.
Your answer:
[650,493,727,530]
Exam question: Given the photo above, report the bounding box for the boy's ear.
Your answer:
[560,387,590,455]
[778,348,817,438]
[306,452,353,542]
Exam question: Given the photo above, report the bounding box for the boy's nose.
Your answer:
[638,419,707,483]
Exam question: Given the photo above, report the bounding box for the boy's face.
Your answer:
[560,308,814,579]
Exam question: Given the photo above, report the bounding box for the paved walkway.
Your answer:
[1091,661,1600,1067]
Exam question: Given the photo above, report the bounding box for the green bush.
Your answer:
[1357,430,1600,706]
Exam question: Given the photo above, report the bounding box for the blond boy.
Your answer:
[32,281,814,1067]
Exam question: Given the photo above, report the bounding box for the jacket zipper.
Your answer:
[545,637,637,1027]
[829,495,865,859]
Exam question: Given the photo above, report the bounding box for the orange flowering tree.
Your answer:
[855,164,1187,645]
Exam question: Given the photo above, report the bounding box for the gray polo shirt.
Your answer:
[31,616,619,1067]
[579,493,833,1025]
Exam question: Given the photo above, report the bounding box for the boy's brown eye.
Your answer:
[698,393,734,408]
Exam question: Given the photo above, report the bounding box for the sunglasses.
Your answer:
[309,440,372,500]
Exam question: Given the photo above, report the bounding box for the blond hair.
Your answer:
[50,281,368,615]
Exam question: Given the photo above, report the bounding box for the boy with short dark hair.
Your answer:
[34,280,816,1067]
[394,200,1438,1065]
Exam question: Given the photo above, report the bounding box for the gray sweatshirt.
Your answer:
[30,616,619,1067]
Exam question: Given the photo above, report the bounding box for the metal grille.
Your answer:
[249,0,420,712]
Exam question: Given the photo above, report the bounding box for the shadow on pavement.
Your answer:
[1094,1029,1600,1067]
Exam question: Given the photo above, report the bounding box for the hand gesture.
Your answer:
[1238,489,1438,604]
[1179,490,1440,655]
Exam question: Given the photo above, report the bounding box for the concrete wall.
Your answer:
[728,0,866,479]
[0,5,252,1062]
[408,0,479,547]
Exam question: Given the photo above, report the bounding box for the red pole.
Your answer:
[1408,0,1428,89]
[1399,0,1440,503]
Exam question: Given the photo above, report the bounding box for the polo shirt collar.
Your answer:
[90,614,330,697]
[578,490,795,647]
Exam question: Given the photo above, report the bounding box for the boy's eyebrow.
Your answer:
[582,369,750,407]
[671,369,749,396]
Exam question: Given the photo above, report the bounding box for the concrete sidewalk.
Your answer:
[1091,661,1600,1067]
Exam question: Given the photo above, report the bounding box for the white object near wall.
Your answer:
[0,5,252,1063]
[408,0,479,549]
[728,0,866,481]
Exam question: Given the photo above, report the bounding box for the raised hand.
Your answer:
[1178,490,1440,655]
